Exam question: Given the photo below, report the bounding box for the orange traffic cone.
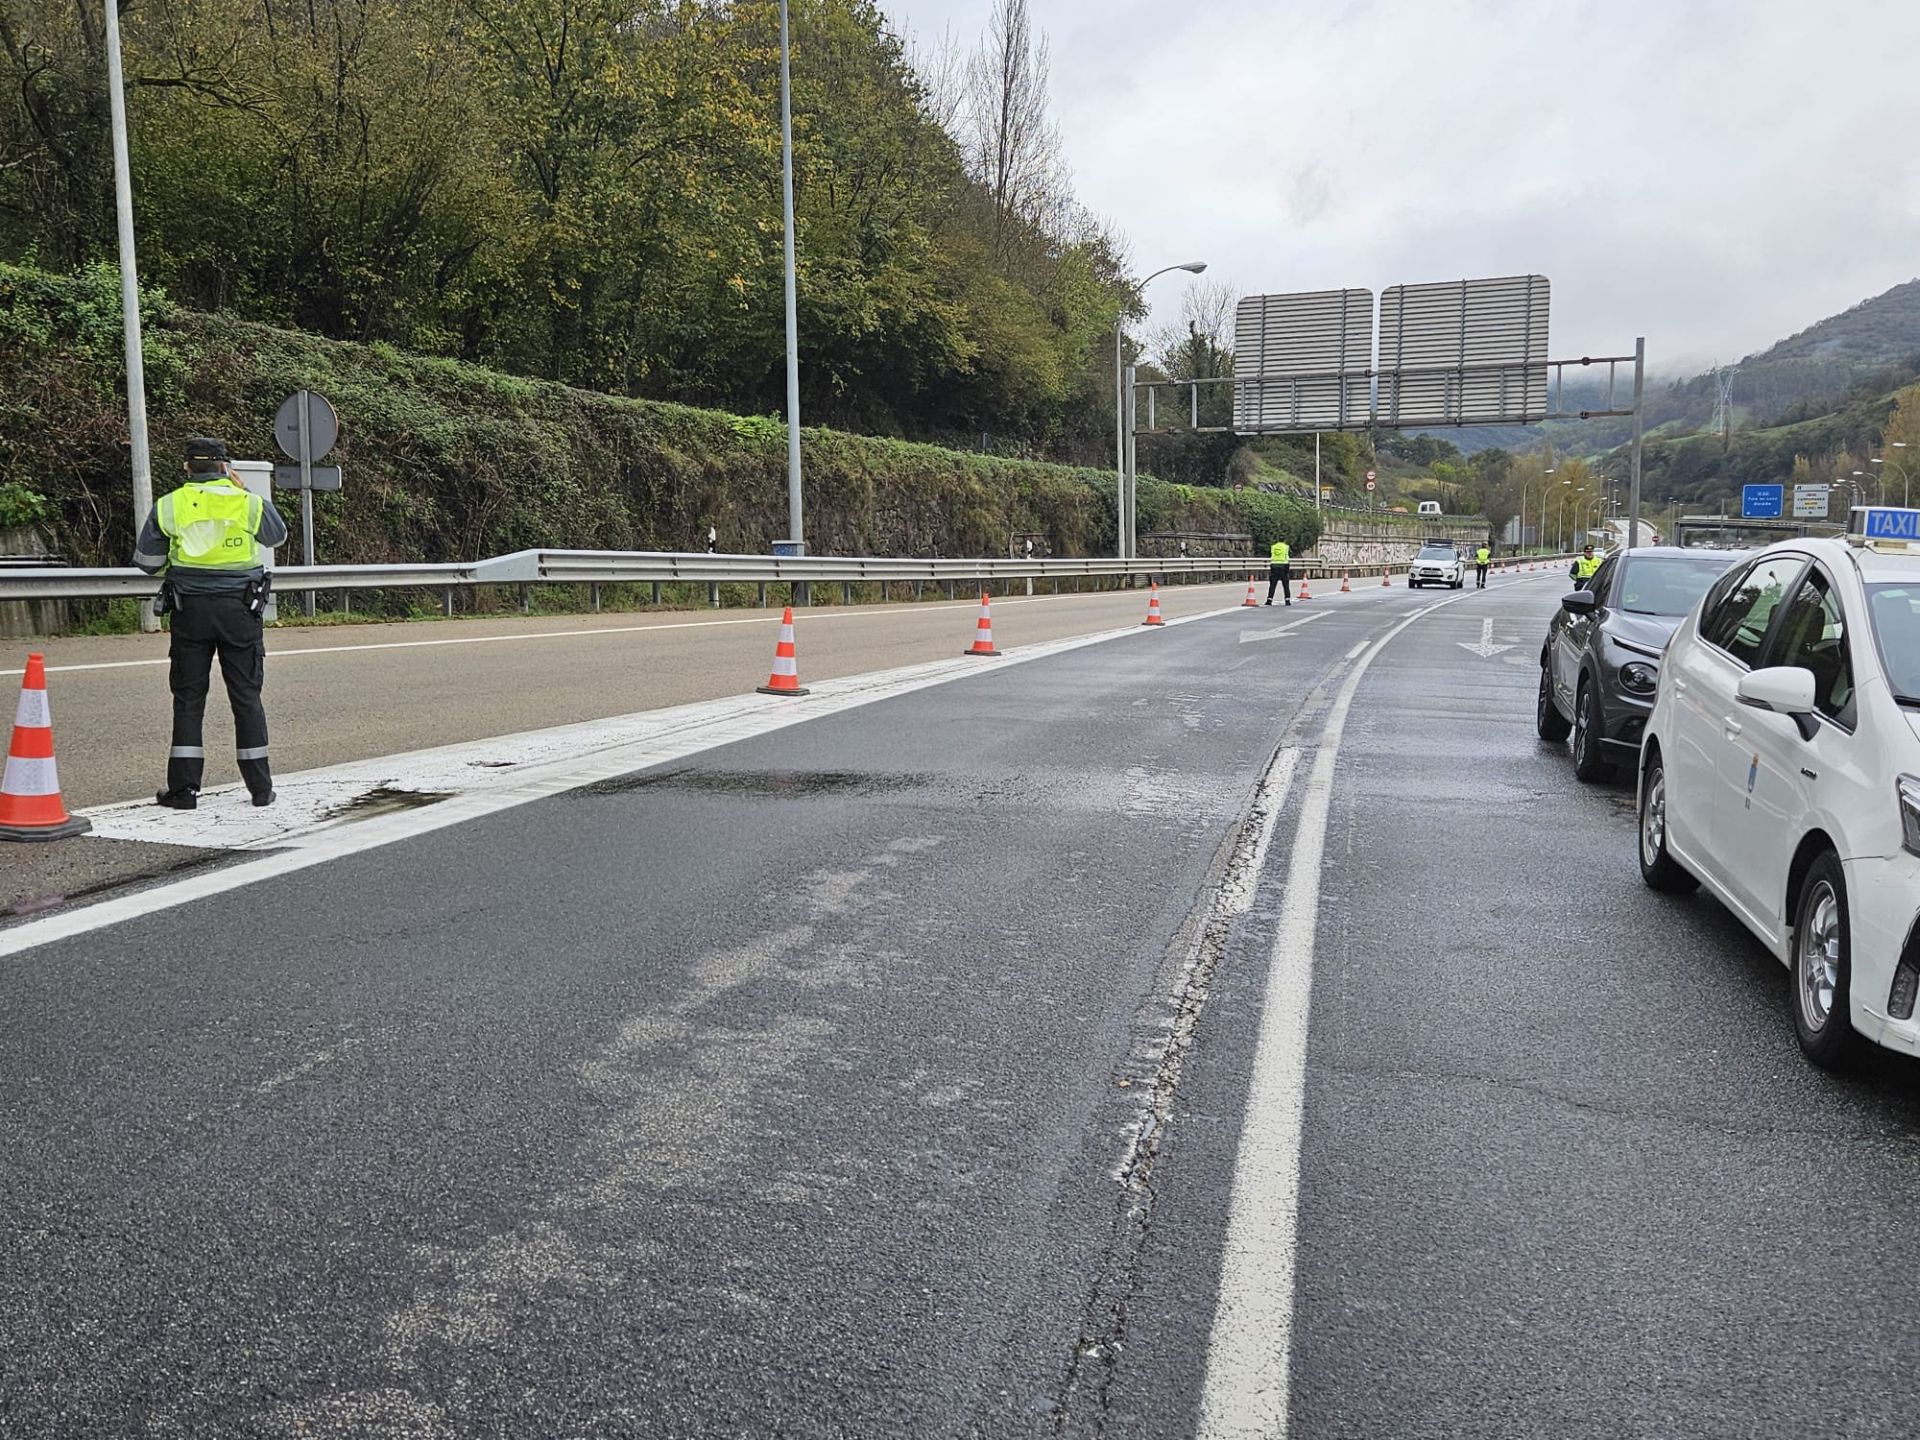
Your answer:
[0,654,90,842]
[1297,575,1312,601]
[1242,575,1259,607]
[1381,569,1391,587]
[1142,583,1165,626]
[756,607,810,696]
[964,593,1002,656]
[1340,571,1352,593]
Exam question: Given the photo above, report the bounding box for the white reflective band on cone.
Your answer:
[770,657,798,677]
[13,688,50,730]
[2,755,60,797]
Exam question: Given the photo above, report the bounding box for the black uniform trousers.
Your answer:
[166,592,271,799]
[1475,563,1490,588]
[1265,563,1293,603]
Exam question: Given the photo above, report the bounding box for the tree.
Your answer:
[961,0,1063,254]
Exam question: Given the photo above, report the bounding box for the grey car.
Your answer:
[1536,546,1747,782]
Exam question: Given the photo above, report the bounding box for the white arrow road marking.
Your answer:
[1455,617,1516,659]
[1238,613,1329,644]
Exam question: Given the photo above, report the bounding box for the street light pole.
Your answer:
[778,0,804,562]
[1115,260,1206,559]
[1626,336,1646,551]
[103,0,157,633]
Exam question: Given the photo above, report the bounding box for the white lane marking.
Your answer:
[1456,617,1517,659]
[0,588,1249,677]
[1199,593,1467,1439]
[0,605,1245,958]
[1238,614,1329,645]
[1344,640,1370,660]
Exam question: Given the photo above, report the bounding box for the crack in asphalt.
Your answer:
[1046,626,1390,1437]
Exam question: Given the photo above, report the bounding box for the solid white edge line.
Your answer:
[1197,593,1467,1439]
[1,602,1254,958]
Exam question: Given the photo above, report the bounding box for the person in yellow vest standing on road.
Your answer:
[1265,537,1293,606]
[133,437,290,810]
[1570,543,1603,584]
[1475,543,1492,589]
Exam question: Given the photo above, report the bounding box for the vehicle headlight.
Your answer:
[1619,661,1658,695]
[1899,775,1920,857]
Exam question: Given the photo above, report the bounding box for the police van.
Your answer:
[1637,507,1920,1067]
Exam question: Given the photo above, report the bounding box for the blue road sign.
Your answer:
[1742,484,1785,520]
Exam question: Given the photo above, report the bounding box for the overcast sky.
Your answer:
[884,0,1920,375]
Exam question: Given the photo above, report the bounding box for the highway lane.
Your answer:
[0,576,1443,1437]
[16,581,1273,811]
[1107,575,1920,1438]
[14,566,1908,1438]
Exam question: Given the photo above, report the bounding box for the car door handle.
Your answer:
[1673,677,1688,693]
[1723,715,1743,738]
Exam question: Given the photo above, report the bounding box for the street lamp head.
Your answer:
[1179,261,1208,273]
[1871,457,1883,464]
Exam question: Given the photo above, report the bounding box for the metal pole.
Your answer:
[779,0,803,557]
[298,390,316,616]
[1315,432,1322,513]
[1627,336,1646,551]
[103,0,157,633]
[1121,362,1128,560]
[1115,321,1125,551]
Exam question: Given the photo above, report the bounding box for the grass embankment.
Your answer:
[0,262,1320,629]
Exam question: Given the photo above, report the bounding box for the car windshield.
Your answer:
[1866,584,1920,702]
[1614,556,1730,616]
[1417,548,1454,561]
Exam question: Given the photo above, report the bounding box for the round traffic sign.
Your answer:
[1365,478,1377,493]
[1365,468,1377,481]
[274,390,339,462]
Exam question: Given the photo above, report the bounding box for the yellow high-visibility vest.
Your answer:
[1476,547,1491,565]
[1575,553,1603,579]
[156,482,263,571]
[1270,540,1291,564]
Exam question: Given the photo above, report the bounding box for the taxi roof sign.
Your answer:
[1849,506,1920,551]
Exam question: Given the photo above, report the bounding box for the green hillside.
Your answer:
[0,262,1319,582]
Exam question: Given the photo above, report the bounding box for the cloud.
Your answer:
[886,0,1920,369]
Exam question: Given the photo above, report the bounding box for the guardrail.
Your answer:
[0,547,1582,618]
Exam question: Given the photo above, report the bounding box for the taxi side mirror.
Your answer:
[1560,590,1597,615]
[1739,667,1819,739]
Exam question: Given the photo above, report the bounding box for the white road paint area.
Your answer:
[1199,594,1466,1439]
[1,606,1238,958]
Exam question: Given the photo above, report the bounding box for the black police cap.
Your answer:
[184,436,229,464]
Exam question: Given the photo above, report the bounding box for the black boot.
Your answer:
[156,787,199,811]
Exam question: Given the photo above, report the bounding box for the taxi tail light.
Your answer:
[1899,775,1920,857]
[1889,922,1920,1022]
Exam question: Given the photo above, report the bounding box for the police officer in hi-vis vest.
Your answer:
[133,437,290,810]
[1475,543,1492,589]
[1570,543,1603,584]
[1265,537,1293,606]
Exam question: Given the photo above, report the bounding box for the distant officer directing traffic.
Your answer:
[1475,543,1492,589]
[1265,537,1292,606]
[1570,543,1602,583]
[133,437,290,810]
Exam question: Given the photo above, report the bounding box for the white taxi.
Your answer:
[1637,508,1920,1067]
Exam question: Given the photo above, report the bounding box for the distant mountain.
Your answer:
[1424,277,1920,456]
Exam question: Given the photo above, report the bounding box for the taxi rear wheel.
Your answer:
[1792,854,1861,1070]
[1536,662,1571,742]
[1637,752,1697,895]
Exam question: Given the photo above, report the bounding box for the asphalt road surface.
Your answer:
[6,569,1919,1438]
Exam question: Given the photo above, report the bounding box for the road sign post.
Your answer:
[274,390,341,616]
